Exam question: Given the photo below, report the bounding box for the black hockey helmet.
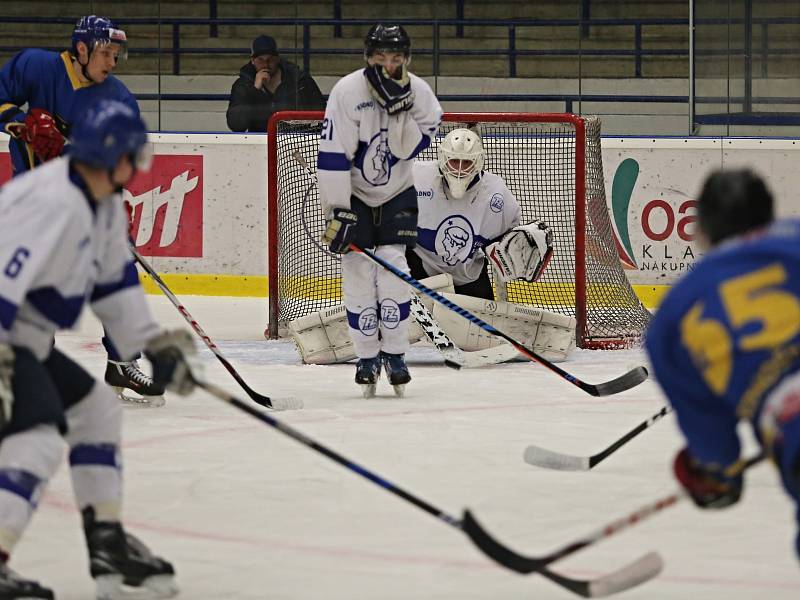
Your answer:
[364,24,411,58]
[697,168,774,245]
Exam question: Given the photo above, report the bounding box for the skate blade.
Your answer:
[392,384,406,397]
[115,387,166,408]
[96,574,179,600]
[360,383,377,399]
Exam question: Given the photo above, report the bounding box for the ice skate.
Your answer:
[355,356,382,398]
[83,508,178,600]
[380,352,411,397]
[105,360,166,408]
[0,563,53,599]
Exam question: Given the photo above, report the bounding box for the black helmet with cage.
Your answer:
[364,24,411,59]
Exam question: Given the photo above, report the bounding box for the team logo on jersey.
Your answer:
[380,299,401,329]
[435,215,475,266]
[124,155,204,257]
[357,307,379,336]
[359,131,392,186]
[490,193,504,213]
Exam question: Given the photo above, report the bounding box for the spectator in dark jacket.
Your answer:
[226,35,326,132]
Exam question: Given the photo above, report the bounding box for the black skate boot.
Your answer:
[82,507,178,600]
[355,356,382,398]
[380,352,411,397]
[105,360,166,408]
[0,563,53,599]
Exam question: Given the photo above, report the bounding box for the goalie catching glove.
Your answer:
[6,108,65,162]
[487,220,554,283]
[144,329,200,396]
[364,64,415,115]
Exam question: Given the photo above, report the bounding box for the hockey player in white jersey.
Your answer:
[0,99,197,599]
[317,23,442,397]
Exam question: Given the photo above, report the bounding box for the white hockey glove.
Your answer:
[144,330,199,396]
[487,220,554,283]
[0,344,14,427]
[364,64,415,115]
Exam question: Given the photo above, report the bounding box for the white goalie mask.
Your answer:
[437,128,485,199]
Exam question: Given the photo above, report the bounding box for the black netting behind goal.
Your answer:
[268,112,651,348]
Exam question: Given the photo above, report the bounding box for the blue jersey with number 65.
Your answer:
[646,218,800,472]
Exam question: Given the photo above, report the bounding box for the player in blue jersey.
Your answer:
[0,99,196,599]
[646,169,800,561]
[0,16,165,406]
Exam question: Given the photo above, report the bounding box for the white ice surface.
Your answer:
[14,296,799,599]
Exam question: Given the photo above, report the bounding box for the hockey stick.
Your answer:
[514,452,765,563]
[349,245,648,396]
[194,376,663,597]
[409,295,520,368]
[524,405,673,471]
[292,150,515,369]
[131,249,302,411]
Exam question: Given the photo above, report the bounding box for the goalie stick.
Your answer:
[410,295,521,368]
[195,376,663,597]
[292,150,517,369]
[350,245,648,397]
[524,405,673,471]
[132,249,302,411]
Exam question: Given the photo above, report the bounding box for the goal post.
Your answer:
[267,110,651,348]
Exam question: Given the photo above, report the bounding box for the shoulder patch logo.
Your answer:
[490,193,504,213]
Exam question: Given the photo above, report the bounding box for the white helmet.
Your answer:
[437,128,485,199]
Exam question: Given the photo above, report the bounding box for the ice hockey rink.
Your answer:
[18,294,800,599]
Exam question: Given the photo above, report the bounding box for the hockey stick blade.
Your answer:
[523,405,672,471]
[586,552,664,597]
[461,510,661,597]
[132,249,301,411]
[580,365,649,397]
[442,343,521,370]
[523,445,591,471]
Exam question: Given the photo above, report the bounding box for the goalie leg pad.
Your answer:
[287,305,357,365]
[288,273,456,364]
[430,293,576,362]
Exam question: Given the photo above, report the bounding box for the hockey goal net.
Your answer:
[267,111,650,349]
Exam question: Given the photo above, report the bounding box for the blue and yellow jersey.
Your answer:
[0,48,138,174]
[646,219,800,473]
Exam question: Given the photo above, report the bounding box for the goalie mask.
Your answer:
[437,128,485,199]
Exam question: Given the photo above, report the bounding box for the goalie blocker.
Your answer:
[289,274,575,365]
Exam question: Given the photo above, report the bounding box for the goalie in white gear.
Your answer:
[290,128,576,366]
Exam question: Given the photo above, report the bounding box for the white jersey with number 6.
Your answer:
[0,157,160,360]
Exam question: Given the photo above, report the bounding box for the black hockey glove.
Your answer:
[364,65,415,115]
[144,330,198,396]
[322,208,359,254]
[0,344,13,428]
[674,448,743,509]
